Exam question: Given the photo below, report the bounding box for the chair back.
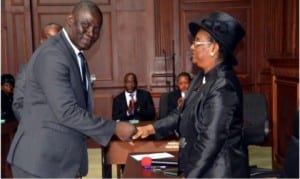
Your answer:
[243,93,269,145]
[159,92,169,119]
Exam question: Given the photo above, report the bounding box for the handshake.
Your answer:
[114,122,155,143]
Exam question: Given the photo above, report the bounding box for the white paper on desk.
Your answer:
[130,152,174,161]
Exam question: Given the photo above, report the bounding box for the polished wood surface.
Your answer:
[1,120,18,178]
[269,58,299,170]
[106,136,178,165]
[122,151,178,178]
[105,121,179,165]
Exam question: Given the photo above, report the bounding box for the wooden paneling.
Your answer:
[269,58,299,170]
[93,93,113,118]
[2,0,33,75]
[114,0,154,88]
[265,0,299,58]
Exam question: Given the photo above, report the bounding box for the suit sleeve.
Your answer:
[136,91,156,120]
[12,66,27,121]
[187,81,239,177]
[33,50,116,146]
[153,109,180,139]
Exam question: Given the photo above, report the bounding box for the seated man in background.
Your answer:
[113,72,155,121]
[1,74,16,121]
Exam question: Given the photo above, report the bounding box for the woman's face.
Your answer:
[1,83,13,95]
[190,30,214,71]
[177,76,191,93]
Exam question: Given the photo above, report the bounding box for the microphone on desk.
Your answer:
[141,156,178,168]
[141,157,152,169]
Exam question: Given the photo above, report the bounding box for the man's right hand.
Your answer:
[115,121,137,142]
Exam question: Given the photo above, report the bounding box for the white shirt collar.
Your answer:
[62,28,82,56]
[125,90,137,97]
[62,28,86,85]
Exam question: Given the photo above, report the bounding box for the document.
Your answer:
[130,152,174,161]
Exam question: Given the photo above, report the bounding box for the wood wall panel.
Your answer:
[154,0,174,57]
[1,0,8,74]
[151,0,181,92]
[114,0,154,88]
[37,0,111,6]
[265,0,299,58]
[2,0,33,75]
[269,58,299,170]
[93,93,113,119]
[86,12,113,82]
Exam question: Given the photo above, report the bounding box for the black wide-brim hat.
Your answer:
[189,12,245,65]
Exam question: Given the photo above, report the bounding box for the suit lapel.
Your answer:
[122,92,128,110]
[180,72,203,112]
[60,32,88,108]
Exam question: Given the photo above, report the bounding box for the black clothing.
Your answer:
[112,89,155,121]
[1,91,15,120]
[153,63,249,177]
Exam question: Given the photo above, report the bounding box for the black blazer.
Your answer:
[153,63,249,178]
[112,89,155,121]
[167,89,181,114]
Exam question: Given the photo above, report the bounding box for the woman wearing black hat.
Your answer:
[132,12,249,178]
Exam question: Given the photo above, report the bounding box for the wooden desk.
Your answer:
[122,152,179,178]
[105,137,179,164]
[104,121,179,164]
[103,121,179,177]
[1,120,18,178]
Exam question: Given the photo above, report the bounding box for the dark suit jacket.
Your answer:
[167,89,181,114]
[7,31,116,177]
[1,92,15,120]
[12,64,27,121]
[112,89,155,121]
[153,63,249,178]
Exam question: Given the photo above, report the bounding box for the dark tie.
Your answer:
[78,52,88,105]
[129,93,135,115]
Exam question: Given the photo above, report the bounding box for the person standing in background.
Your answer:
[112,72,156,121]
[13,22,62,121]
[7,1,136,178]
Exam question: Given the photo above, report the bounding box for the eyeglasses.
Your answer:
[192,40,212,47]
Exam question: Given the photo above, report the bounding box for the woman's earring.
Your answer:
[210,52,214,56]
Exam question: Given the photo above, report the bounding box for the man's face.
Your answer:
[124,75,137,93]
[69,9,102,50]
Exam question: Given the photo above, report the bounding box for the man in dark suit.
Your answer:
[112,72,155,121]
[7,1,136,178]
